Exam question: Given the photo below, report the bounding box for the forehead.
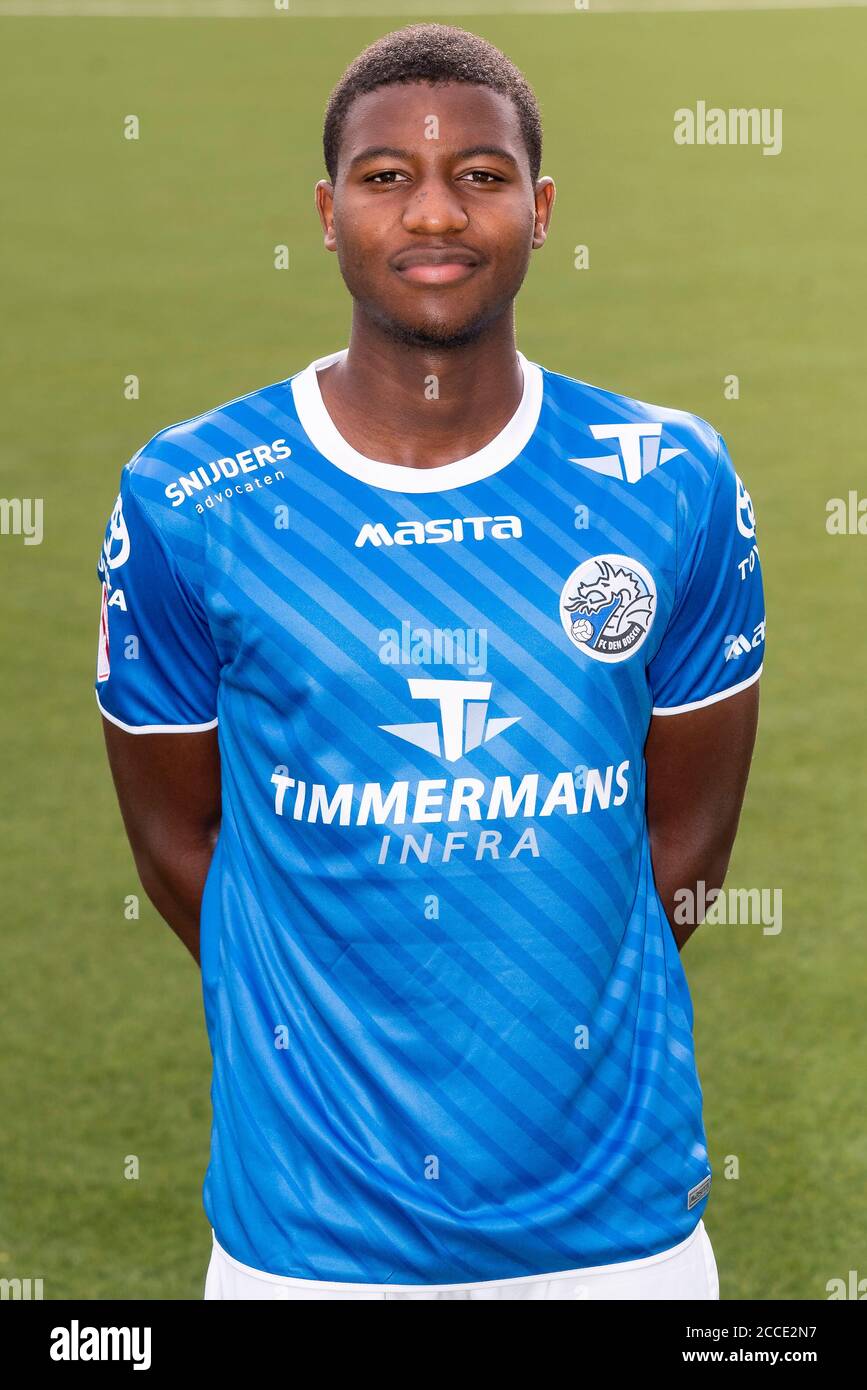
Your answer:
[339,81,526,170]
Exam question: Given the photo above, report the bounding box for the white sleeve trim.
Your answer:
[96,689,218,734]
[651,664,762,716]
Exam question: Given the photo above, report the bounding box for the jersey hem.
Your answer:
[651,664,763,716]
[208,1220,704,1292]
[95,689,218,734]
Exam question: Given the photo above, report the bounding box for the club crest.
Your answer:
[560,554,656,663]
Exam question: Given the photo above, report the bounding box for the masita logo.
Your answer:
[724,619,765,663]
[560,555,656,663]
[355,515,521,548]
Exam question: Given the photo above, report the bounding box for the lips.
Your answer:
[393,247,480,285]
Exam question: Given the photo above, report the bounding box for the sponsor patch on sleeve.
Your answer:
[97,582,110,683]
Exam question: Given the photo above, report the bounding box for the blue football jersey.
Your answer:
[95,348,765,1284]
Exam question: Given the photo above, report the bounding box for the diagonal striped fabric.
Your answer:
[95,347,764,1283]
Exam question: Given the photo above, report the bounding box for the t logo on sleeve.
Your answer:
[569,423,685,484]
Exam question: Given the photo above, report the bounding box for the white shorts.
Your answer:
[203,1221,719,1300]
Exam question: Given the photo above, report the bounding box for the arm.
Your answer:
[94,465,223,965]
[645,682,759,951]
[101,720,221,966]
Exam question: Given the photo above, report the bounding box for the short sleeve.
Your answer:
[94,463,220,732]
[648,433,765,714]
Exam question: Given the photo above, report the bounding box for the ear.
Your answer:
[532,177,556,250]
[315,180,337,253]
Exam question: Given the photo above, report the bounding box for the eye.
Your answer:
[364,170,408,185]
[461,170,505,184]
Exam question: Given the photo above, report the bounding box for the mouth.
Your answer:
[392,249,480,286]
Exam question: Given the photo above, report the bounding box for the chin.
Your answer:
[379,312,489,351]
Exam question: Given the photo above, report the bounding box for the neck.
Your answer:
[314,307,524,470]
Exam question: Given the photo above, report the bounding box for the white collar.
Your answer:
[290,347,543,493]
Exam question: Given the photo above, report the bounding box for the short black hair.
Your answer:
[323,23,542,185]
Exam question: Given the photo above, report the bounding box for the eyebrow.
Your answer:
[348,144,519,171]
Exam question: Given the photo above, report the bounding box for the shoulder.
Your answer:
[118,370,299,530]
[538,361,725,504]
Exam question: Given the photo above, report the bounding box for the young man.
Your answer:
[96,24,763,1300]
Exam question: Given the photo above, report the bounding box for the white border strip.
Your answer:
[651,663,762,716]
[5,1,865,16]
[96,688,218,734]
[211,1219,703,1291]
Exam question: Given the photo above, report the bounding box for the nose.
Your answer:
[401,174,469,235]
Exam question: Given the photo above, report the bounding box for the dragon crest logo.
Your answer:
[560,554,656,663]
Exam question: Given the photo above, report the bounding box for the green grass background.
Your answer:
[0,6,864,1299]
